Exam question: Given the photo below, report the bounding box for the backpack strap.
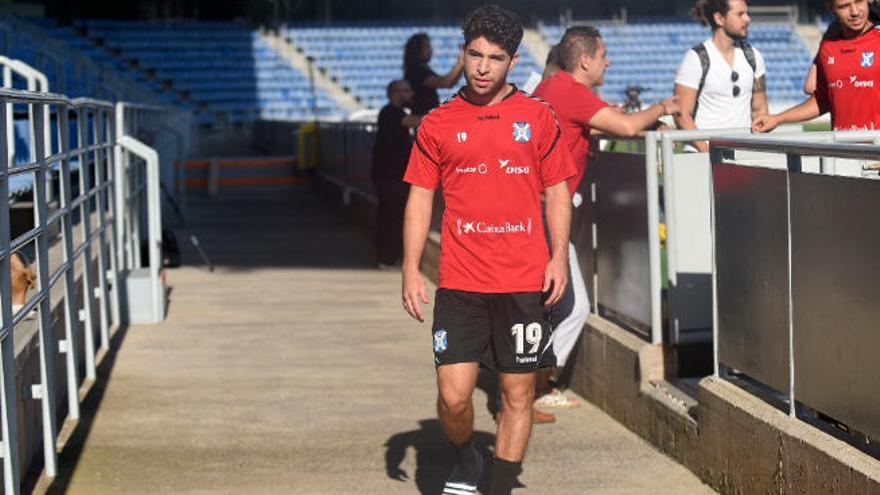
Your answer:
[739,40,758,80]
[692,42,710,118]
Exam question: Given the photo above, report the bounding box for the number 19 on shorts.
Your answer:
[511,322,542,364]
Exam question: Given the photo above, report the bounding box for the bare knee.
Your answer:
[499,374,536,413]
[438,389,471,417]
[500,388,534,413]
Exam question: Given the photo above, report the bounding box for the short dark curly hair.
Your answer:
[460,4,523,57]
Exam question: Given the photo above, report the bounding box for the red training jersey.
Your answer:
[815,27,880,131]
[532,71,608,195]
[404,87,576,293]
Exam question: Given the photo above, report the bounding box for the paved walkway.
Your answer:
[37,190,714,494]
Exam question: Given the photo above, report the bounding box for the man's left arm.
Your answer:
[542,180,571,307]
[751,75,769,120]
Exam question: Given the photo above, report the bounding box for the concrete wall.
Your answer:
[316,175,880,494]
[568,316,880,494]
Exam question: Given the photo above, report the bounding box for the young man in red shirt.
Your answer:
[531,26,679,409]
[754,0,880,132]
[401,5,576,494]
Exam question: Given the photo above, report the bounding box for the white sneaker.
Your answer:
[534,389,581,409]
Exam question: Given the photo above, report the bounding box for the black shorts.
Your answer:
[431,289,556,373]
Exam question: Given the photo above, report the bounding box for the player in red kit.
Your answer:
[754,0,880,132]
[401,5,576,495]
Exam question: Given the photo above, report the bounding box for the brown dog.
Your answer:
[11,252,36,315]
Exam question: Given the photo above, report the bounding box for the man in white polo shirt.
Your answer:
[674,0,768,151]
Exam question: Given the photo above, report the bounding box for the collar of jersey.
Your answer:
[457,84,519,106]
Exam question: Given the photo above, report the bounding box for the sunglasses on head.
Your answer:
[731,70,741,97]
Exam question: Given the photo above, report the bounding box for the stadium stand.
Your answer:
[77,20,346,124]
[540,22,812,107]
[0,16,165,102]
[284,25,544,110]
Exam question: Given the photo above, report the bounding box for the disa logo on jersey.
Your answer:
[499,159,529,175]
[513,122,531,143]
[850,75,874,88]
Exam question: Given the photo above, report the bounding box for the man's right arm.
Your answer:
[589,96,680,137]
[752,96,822,133]
[673,83,708,152]
[402,185,434,322]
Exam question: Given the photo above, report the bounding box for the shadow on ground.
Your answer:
[384,419,497,495]
[173,190,379,270]
[28,323,132,495]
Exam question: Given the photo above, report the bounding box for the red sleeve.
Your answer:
[536,106,576,188]
[573,86,608,127]
[403,115,442,190]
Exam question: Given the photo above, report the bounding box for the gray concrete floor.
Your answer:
[35,191,714,494]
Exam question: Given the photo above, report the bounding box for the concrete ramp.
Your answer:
[35,192,713,494]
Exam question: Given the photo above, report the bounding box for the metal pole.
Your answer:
[93,109,112,349]
[114,102,128,272]
[3,66,12,169]
[76,107,98,382]
[106,108,123,330]
[58,105,84,417]
[645,132,663,345]
[118,136,164,322]
[660,135,677,287]
[709,143,723,378]
[785,153,796,417]
[32,101,58,478]
[0,94,22,495]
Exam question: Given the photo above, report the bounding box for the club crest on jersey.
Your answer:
[433,330,448,353]
[861,51,874,68]
[513,122,531,143]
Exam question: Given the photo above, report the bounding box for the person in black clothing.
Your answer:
[372,80,422,269]
[403,32,465,114]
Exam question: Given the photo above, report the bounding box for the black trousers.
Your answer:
[373,178,409,265]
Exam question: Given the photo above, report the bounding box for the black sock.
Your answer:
[448,439,478,482]
[489,458,522,495]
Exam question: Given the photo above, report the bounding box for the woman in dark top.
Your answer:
[403,32,464,114]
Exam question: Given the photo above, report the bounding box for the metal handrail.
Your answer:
[710,136,880,163]
[0,86,172,494]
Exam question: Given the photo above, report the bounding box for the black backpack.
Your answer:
[690,40,758,117]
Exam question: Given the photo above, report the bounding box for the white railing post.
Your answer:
[0,90,22,495]
[118,135,164,323]
[31,100,58,478]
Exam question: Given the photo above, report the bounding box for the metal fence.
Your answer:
[0,87,173,494]
[709,135,880,443]
[583,128,880,349]
[317,122,377,196]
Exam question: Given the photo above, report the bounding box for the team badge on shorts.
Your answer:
[513,121,531,143]
[862,51,874,68]
[433,329,448,353]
